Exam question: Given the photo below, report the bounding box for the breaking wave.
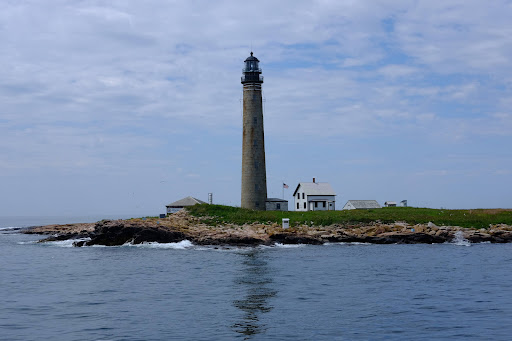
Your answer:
[43,238,91,248]
[273,243,305,248]
[324,242,372,246]
[452,231,471,246]
[124,240,194,249]
[0,226,22,231]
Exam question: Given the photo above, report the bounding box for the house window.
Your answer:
[277,203,281,210]
[315,202,318,208]
[302,193,305,199]
[303,202,306,209]
[297,193,300,199]
[297,202,299,209]
[323,202,326,208]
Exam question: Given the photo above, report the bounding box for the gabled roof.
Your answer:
[293,182,336,196]
[266,197,288,202]
[244,52,259,62]
[166,196,206,207]
[345,200,381,209]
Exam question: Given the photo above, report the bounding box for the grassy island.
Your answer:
[187,204,512,229]
[26,205,512,246]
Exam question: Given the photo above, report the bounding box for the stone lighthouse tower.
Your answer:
[241,52,267,210]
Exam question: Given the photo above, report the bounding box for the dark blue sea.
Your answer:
[2,217,512,340]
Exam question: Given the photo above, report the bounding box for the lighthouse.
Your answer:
[241,52,267,210]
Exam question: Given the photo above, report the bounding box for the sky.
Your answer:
[1,0,512,216]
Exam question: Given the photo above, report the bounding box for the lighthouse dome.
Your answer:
[243,52,260,72]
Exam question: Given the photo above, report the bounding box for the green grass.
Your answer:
[127,216,159,220]
[186,204,512,229]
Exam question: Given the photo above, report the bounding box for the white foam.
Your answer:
[273,243,305,248]
[17,240,38,245]
[209,245,256,252]
[44,238,91,248]
[452,231,471,246]
[126,240,195,249]
[326,242,372,246]
[0,226,21,231]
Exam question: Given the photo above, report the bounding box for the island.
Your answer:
[23,205,512,246]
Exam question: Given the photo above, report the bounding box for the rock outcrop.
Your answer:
[25,210,512,247]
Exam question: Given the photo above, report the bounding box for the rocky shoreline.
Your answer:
[23,210,512,246]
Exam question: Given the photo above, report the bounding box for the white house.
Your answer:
[265,198,288,211]
[293,179,336,211]
[166,196,207,214]
[384,201,397,207]
[342,200,381,210]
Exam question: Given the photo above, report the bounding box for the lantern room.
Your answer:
[241,52,263,84]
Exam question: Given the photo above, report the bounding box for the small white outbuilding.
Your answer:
[265,198,288,211]
[166,196,207,214]
[342,200,381,210]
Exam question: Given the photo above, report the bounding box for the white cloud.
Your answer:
[1,0,511,213]
[394,1,512,75]
[377,65,419,78]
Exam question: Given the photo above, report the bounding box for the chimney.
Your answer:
[313,177,316,183]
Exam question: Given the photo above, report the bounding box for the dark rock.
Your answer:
[384,233,446,244]
[466,231,512,243]
[193,236,263,246]
[354,232,448,244]
[269,233,323,245]
[321,235,372,243]
[81,221,186,247]
[466,233,492,243]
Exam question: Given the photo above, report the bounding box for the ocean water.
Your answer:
[1,220,512,340]
[0,215,138,229]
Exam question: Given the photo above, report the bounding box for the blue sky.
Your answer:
[1,0,511,216]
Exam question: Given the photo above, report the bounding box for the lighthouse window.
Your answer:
[253,140,257,147]
[254,161,258,169]
[253,117,257,124]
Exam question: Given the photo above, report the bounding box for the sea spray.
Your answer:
[43,237,91,248]
[453,231,471,246]
[125,240,194,249]
[273,243,304,248]
[0,227,22,231]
